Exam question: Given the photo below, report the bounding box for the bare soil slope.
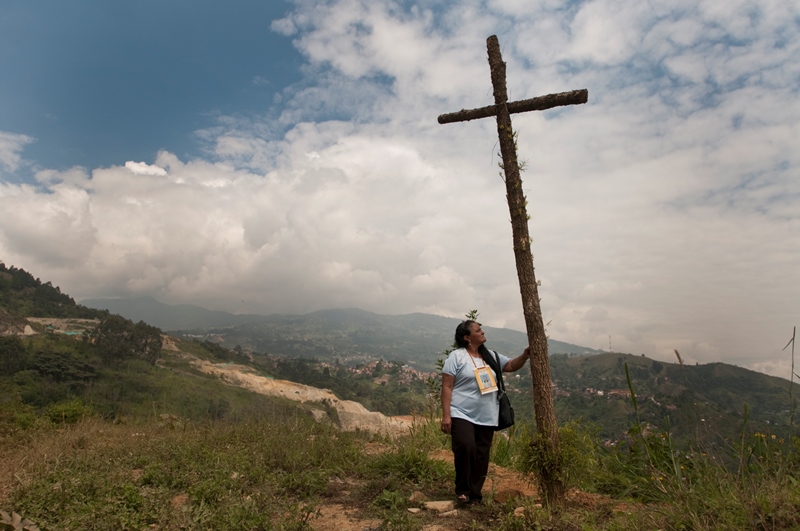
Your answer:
[186,356,413,437]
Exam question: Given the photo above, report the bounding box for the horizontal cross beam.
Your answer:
[437,88,588,125]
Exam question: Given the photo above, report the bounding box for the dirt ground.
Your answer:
[308,446,536,531]
[306,447,637,531]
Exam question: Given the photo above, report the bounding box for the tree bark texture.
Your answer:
[438,89,588,124]
[486,34,565,508]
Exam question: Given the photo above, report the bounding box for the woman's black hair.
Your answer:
[454,320,476,349]
[454,320,500,373]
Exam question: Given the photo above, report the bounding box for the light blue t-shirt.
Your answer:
[442,348,510,427]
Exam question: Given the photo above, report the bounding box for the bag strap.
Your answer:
[492,350,507,394]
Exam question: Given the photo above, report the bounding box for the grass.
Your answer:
[564,364,800,530]
[2,412,367,530]
[3,401,800,530]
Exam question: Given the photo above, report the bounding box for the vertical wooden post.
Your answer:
[487,35,564,506]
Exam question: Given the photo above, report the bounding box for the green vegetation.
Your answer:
[3,415,364,530]
[0,265,300,427]
[4,407,800,530]
[4,263,800,529]
[93,314,163,365]
[0,264,99,319]
[544,352,799,447]
[0,333,297,425]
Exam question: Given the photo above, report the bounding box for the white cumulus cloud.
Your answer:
[1,0,799,379]
[0,131,35,173]
[125,161,168,176]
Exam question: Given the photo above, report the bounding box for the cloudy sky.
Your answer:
[1,0,798,377]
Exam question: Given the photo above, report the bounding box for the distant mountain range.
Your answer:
[81,296,604,370]
[81,296,265,330]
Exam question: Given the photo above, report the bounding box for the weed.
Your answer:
[371,489,406,510]
[492,428,517,468]
[405,416,449,453]
[590,364,800,529]
[369,441,451,488]
[518,420,599,493]
[376,509,419,530]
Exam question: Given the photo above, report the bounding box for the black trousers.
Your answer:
[450,418,495,501]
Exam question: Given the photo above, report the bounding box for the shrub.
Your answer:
[45,399,93,424]
[518,420,600,492]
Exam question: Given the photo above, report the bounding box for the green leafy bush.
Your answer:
[45,399,93,424]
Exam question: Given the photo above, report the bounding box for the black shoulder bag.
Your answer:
[492,350,515,431]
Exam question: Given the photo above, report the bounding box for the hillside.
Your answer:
[0,263,410,433]
[0,265,101,320]
[547,352,800,444]
[81,295,266,330]
[81,297,603,370]
[5,262,800,447]
[78,295,800,445]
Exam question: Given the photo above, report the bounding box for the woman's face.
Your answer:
[466,322,487,347]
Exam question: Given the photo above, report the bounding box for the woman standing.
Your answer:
[440,320,530,505]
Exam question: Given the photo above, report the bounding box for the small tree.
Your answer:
[131,321,163,365]
[94,315,163,365]
[0,336,28,375]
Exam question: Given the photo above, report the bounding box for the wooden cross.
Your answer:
[438,35,587,507]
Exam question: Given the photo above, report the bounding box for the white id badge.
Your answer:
[474,366,498,394]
